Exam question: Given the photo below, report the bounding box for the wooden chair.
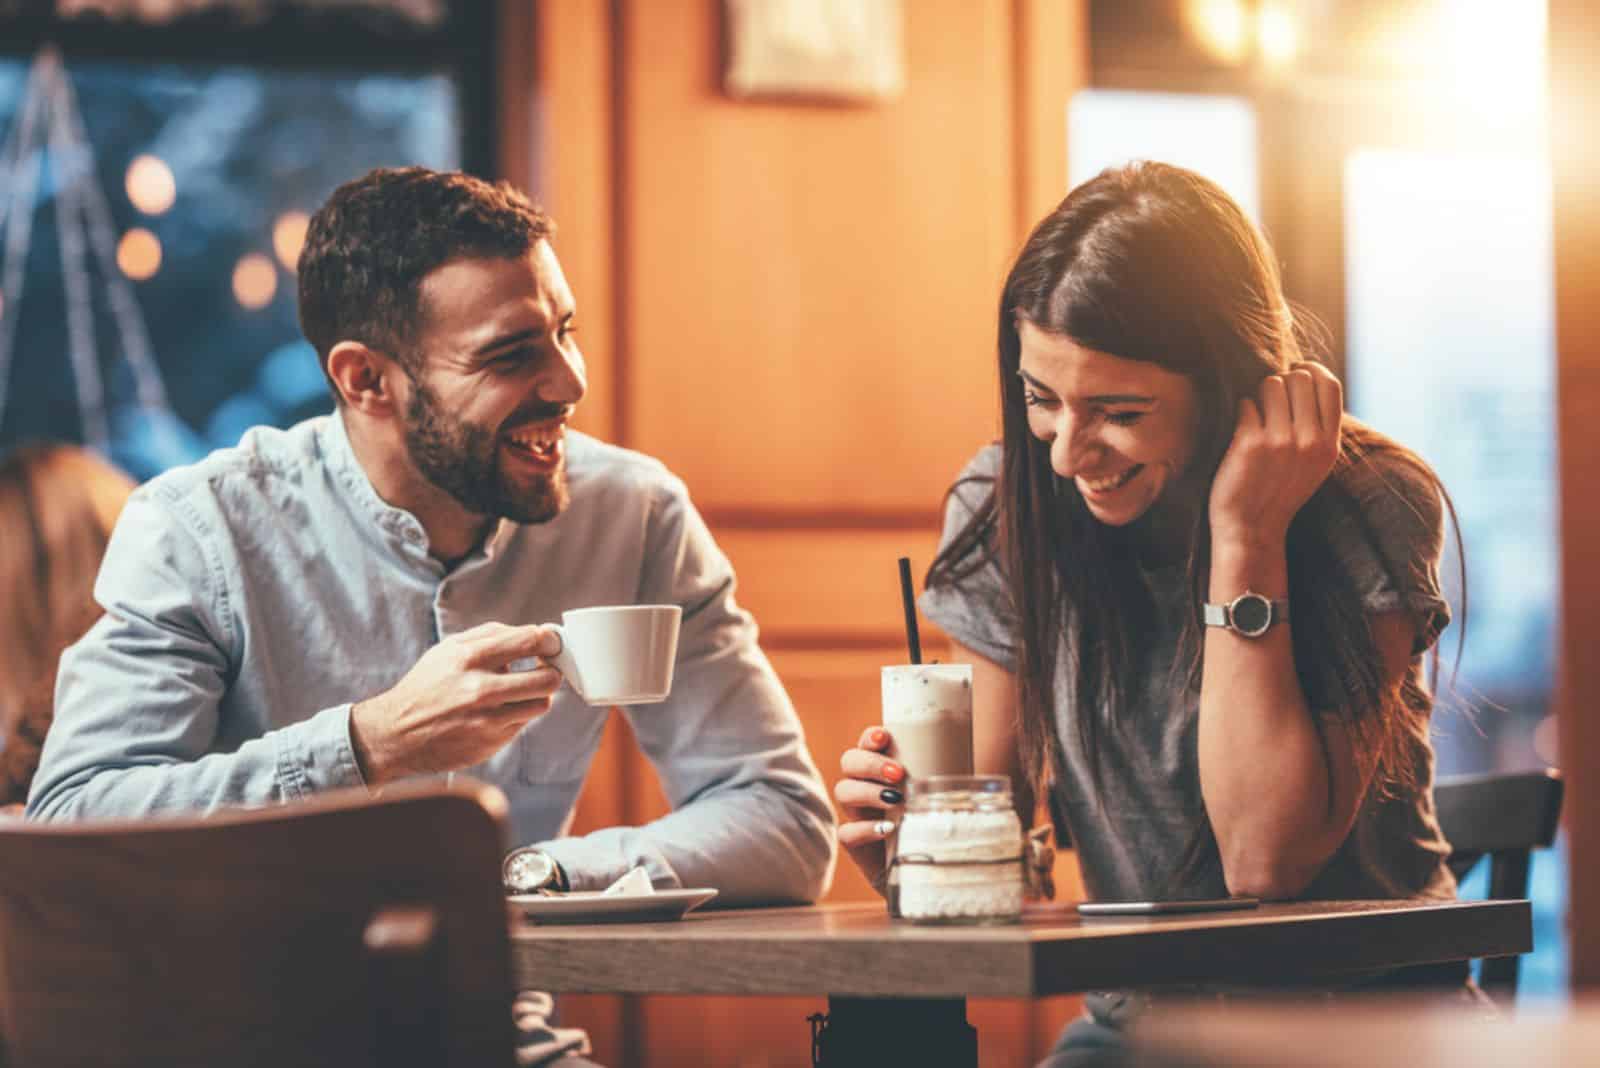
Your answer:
[1433,767,1564,1000]
[0,780,516,1067]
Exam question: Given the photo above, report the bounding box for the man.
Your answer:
[29,168,836,913]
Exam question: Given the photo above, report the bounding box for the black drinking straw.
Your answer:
[897,556,923,665]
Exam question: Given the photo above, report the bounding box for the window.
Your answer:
[0,5,491,478]
[1068,89,1259,222]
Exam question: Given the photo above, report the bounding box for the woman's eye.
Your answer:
[1023,389,1055,408]
[1104,411,1146,427]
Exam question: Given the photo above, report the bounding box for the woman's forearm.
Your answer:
[1198,536,1357,899]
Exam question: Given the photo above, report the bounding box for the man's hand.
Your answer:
[350,622,564,785]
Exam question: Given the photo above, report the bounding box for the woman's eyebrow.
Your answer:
[1017,370,1155,405]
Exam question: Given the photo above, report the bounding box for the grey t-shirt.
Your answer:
[920,442,1456,903]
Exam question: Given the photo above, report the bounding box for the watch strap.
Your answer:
[1202,593,1290,634]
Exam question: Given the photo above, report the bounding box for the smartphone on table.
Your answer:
[1076,897,1260,916]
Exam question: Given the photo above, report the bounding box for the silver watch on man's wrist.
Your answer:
[502,848,568,895]
[1202,590,1290,639]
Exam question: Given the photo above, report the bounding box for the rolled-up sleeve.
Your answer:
[531,476,837,904]
[26,488,365,821]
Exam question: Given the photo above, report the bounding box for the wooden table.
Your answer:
[509,899,1531,1066]
[1134,998,1600,1068]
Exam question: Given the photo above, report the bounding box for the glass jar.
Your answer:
[894,774,1024,925]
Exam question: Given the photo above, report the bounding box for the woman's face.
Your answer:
[1017,320,1199,526]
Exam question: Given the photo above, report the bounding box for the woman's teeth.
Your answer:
[1081,465,1142,493]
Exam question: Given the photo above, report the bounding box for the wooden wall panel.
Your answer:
[618,0,1014,514]
[715,526,946,646]
[1551,0,1600,994]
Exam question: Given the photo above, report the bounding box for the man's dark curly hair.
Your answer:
[297,166,553,394]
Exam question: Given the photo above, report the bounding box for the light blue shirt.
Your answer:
[29,414,837,904]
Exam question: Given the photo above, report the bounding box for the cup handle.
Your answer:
[544,623,585,702]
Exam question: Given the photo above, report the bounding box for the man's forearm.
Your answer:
[535,781,836,905]
[27,704,364,820]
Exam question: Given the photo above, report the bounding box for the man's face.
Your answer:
[399,242,586,525]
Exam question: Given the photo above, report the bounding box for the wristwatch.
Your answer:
[502,848,569,896]
[1202,590,1289,639]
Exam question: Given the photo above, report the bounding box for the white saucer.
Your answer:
[509,887,719,925]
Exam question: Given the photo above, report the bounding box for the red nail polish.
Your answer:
[869,728,887,747]
[883,762,904,783]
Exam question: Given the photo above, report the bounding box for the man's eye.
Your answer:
[1105,411,1146,427]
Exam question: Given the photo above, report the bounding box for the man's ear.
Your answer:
[327,341,402,415]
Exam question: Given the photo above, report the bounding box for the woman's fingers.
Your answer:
[1257,374,1290,442]
[1283,367,1321,437]
[839,746,905,784]
[833,777,905,811]
[858,725,890,751]
[1306,362,1344,434]
[839,818,898,849]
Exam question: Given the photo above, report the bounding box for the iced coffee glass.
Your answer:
[881,663,974,916]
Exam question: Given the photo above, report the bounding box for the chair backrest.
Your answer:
[1433,767,1563,1000]
[0,780,516,1068]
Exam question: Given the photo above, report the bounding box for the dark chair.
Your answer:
[1433,767,1563,1001]
[0,780,516,1067]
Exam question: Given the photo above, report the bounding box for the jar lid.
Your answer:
[908,774,1011,799]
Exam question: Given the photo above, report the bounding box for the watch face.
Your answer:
[505,850,556,893]
[1230,593,1273,637]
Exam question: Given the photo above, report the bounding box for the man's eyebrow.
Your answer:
[1017,370,1154,405]
[470,310,576,358]
[473,328,540,357]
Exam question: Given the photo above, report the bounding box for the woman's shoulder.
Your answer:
[1330,419,1446,544]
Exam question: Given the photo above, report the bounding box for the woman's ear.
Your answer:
[326,341,400,415]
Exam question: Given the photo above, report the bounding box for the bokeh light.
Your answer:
[232,253,278,310]
[116,228,163,281]
[124,155,176,216]
[1256,3,1301,69]
[1184,0,1249,67]
[272,211,310,271]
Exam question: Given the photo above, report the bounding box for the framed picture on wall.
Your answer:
[723,0,904,102]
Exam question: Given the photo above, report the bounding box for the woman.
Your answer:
[0,444,134,811]
[834,163,1466,1062]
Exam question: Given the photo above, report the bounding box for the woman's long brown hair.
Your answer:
[0,445,133,805]
[928,163,1462,882]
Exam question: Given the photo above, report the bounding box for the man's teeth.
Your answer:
[1082,466,1140,492]
[507,426,561,452]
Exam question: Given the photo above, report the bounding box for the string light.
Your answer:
[125,155,176,216]
[116,228,162,281]
[272,212,310,272]
[232,253,277,310]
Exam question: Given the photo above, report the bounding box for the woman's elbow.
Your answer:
[1219,848,1324,901]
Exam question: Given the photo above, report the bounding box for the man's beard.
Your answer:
[400,377,568,525]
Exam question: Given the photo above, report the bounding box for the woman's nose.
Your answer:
[1048,415,1099,478]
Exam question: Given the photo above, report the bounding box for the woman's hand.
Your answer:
[1209,363,1343,549]
[833,727,908,898]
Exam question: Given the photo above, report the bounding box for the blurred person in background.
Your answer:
[0,444,134,812]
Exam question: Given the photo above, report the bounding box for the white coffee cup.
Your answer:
[546,605,682,707]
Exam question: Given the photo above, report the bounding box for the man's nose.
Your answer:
[540,345,587,407]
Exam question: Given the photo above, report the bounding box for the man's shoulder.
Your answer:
[135,417,330,520]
